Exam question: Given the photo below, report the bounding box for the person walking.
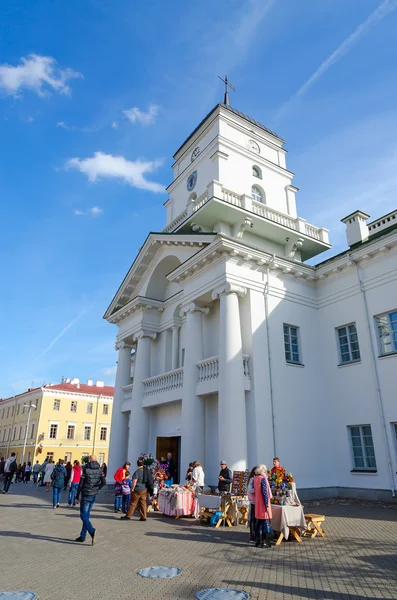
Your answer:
[121,471,132,514]
[2,452,18,493]
[75,455,106,544]
[51,459,67,508]
[101,462,107,477]
[68,460,82,507]
[253,464,273,549]
[64,461,72,491]
[32,461,41,484]
[0,457,5,485]
[44,459,55,491]
[39,458,48,486]
[24,462,32,483]
[120,458,153,522]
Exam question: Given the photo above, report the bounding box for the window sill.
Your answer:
[337,360,361,368]
[378,351,397,360]
[350,469,377,474]
[286,362,305,368]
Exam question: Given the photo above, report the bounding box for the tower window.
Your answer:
[252,166,262,179]
[251,185,264,204]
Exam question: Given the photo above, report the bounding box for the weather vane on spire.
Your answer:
[218,74,235,107]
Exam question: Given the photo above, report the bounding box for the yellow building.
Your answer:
[0,378,114,466]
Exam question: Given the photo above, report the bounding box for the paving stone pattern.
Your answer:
[1,484,396,599]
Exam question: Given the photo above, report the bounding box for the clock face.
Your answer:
[187,170,197,191]
[247,139,260,154]
[191,146,200,162]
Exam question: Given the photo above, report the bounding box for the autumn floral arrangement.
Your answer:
[268,467,295,505]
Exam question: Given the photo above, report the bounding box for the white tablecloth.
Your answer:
[270,504,306,539]
[197,494,222,510]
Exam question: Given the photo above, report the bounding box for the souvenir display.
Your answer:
[268,467,295,505]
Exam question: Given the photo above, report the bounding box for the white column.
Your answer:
[212,283,247,472]
[180,303,208,474]
[127,331,156,463]
[108,342,132,477]
[171,326,179,370]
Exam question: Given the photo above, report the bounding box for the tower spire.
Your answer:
[218,74,236,106]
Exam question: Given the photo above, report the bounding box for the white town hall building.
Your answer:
[105,101,397,500]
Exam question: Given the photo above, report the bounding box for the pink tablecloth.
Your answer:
[158,489,196,517]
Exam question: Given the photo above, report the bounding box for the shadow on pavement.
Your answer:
[227,580,389,600]
[0,530,89,546]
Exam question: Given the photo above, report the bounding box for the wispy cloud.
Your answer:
[0,54,82,98]
[74,206,103,217]
[111,121,118,129]
[103,366,117,377]
[123,104,159,126]
[274,0,397,124]
[57,121,98,133]
[37,310,87,360]
[66,151,165,193]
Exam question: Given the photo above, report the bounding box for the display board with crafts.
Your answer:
[197,469,251,528]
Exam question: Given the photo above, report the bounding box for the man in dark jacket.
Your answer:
[75,455,106,544]
[218,460,232,493]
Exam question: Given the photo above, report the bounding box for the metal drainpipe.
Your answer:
[351,255,396,497]
[265,254,276,456]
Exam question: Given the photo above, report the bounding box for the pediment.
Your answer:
[103,232,215,321]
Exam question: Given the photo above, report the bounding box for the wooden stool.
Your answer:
[304,513,326,538]
[274,526,302,545]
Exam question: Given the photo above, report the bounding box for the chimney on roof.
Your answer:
[87,379,93,386]
[95,381,104,387]
[341,210,370,247]
[70,378,80,386]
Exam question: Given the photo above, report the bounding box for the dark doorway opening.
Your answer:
[156,436,181,484]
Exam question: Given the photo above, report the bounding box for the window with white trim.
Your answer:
[30,423,35,438]
[65,452,72,463]
[2,429,5,442]
[86,402,93,414]
[102,404,109,415]
[12,406,15,417]
[83,426,91,441]
[252,166,262,179]
[67,425,75,440]
[283,324,302,364]
[17,404,20,415]
[49,424,58,439]
[12,427,16,440]
[100,427,107,441]
[18,425,23,440]
[251,185,264,203]
[53,399,60,411]
[348,425,377,470]
[46,452,54,461]
[70,401,77,413]
[336,323,361,364]
[375,310,397,355]
[6,407,9,418]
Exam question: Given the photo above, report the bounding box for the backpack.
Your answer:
[9,460,17,474]
[121,482,131,495]
[114,482,122,495]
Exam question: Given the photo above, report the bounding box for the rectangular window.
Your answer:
[283,324,302,364]
[102,404,109,415]
[67,425,75,440]
[53,399,60,411]
[49,424,58,439]
[98,453,105,466]
[181,348,185,367]
[17,404,20,415]
[22,405,25,414]
[100,427,107,441]
[8,428,11,441]
[6,407,9,418]
[2,429,5,442]
[30,423,35,438]
[375,310,397,355]
[348,425,377,470]
[83,426,91,441]
[337,324,361,364]
[65,452,72,463]
[46,452,54,461]
[86,403,93,414]
[70,401,77,413]
[1,408,4,419]
[13,427,16,441]
[12,406,15,417]
[19,425,23,440]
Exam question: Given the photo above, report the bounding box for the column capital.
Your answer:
[180,303,209,317]
[211,282,247,300]
[115,341,133,351]
[133,330,157,342]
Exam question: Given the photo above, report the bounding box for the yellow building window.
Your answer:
[102,404,109,415]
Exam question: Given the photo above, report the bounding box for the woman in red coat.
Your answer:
[253,465,273,548]
[114,462,131,483]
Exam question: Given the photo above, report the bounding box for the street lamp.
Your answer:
[21,404,37,464]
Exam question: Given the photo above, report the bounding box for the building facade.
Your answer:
[105,103,397,499]
[0,379,114,466]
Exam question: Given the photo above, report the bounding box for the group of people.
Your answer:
[185,459,233,494]
[113,458,154,522]
[0,456,33,486]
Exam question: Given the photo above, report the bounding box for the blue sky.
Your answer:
[1,0,397,396]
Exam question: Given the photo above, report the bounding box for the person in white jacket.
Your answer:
[191,461,205,492]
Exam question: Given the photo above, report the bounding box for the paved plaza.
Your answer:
[1,484,396,600]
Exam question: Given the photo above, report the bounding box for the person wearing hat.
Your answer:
[218,460,232,493]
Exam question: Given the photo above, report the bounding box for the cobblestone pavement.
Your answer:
[1,484,396,600]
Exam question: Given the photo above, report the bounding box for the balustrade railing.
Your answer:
[368,209,397,234]
[192,191,208,212]
[222,188,243,207]
[197,356,219,382]
[163,209,188,233]
[123,384,133,402]
[243,355,250,378]
[143,368,184,397]
[251,200,297,230]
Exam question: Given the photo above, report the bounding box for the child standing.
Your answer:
[114,480,123,512]
[121,471,132,514]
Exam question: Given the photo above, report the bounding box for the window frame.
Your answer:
[86,402,93,414]
[83,425,92,441]
[99,426,108,441]
[70,400,77,413]
[30,422,35,439]
[251,184,264,204]
[336,322,361,365]
[66,424,76,440]
[283,323,303,366]
[348,425,377,471]
[252,165,262,179]
[49,423,59,440]
[102,404,109,416]
[53,398,60,411]
[375,310,397,356]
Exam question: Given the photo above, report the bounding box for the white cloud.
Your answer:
[123,104,159,126]
[111,121,118,129]
[0,54,82,97]
[57,121,98,133]
[66,151,165,193]
[103,366,117,377]
[74,206,103,217]
[275,0,397,124]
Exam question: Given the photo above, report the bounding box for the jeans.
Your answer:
[53,486,62,506]
[122,494,130,513]
[3,473,13,493]
[33,472,39,484]
[80,495,96,540]
[68,483,79,506]
[24,472,31,483]
[114,495,122,511]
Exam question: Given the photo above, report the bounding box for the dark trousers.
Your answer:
[3,473,13,493]
[80,495,96,540]
[122,494,130,513]
[24,472,31,482]
[126,489,147,519]
[249,503,256,541]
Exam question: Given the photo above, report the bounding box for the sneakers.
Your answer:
[56,503,59,508]
[139,518,147,521]
[75,537,84,543]
[90,530,96,546]
[120,515,131,520]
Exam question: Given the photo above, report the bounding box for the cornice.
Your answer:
[41,389,114,401]
[109,296,165,325]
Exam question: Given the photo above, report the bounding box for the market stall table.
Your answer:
[158,488,197,518]
[271,504,306,545]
